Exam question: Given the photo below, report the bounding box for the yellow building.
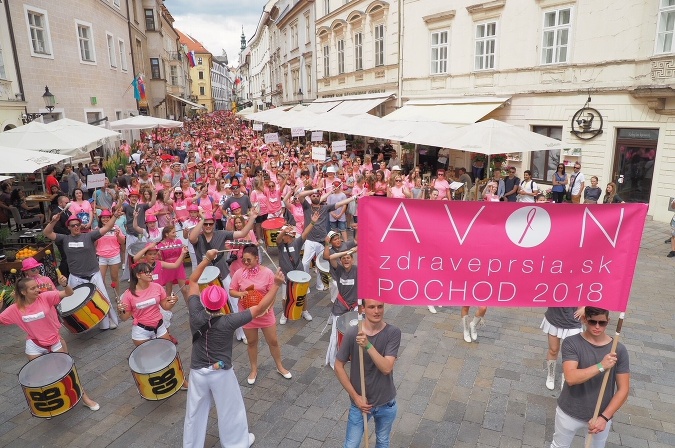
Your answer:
[176,29,213,113]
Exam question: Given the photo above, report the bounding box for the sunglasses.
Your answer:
[138,270,153,275]
[587,319,609,327]
[69,223,82,228]
[203,222,215,227]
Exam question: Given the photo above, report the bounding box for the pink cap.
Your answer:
[201,285,228,311]
[145,215,158,223]
[21,257,42,271]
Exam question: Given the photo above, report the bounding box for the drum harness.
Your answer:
[136,319,164,334]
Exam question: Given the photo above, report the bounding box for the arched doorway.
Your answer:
[2,124,16,132]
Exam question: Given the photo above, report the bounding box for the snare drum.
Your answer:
[315,256,331,290]
[336,310,359,349]
[58,283,110,334]
[197,266,231,314]
[18,353,82,418]
[128,338,185,401]
[284,270,311,320]
[261,217,285,247]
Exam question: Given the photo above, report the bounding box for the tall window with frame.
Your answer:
[306,64,312,92]
[145,9,155,31]
[106,34,117,68]
[530,126,562,182]
[541,8,571,64]
[198,71,204,80]
[170,66,178,85]
[323,44,330,77]
[354,32,363,70]
[77,23,95,63]
[305,13,311,43]
[323,0,330,16]
[27,10,50,55]
[337,39,345,74]
[475,22,496,70]
[656,0,675,54]
[150,58,161,79]
[375,24,385,66]
[199,86,205,96]
[197,57,203,65]
[430,30,448,74]
[118,39,128,71]
[291,23,299,49]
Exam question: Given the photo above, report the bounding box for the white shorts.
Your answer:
[99,254,122,266]
[25,339,63,356]
[131,323,168,341]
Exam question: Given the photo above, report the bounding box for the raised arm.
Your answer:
[233,207,259,239]
[188,248,218,297]
[43,213,61,241]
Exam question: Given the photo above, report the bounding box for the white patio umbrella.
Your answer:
[0,145,69,174]
[108,115,183,130]
[46,118,120,154]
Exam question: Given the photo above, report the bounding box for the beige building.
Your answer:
[0,4,26,132]
[6,0,136,124]
[396,0,675,222]
[177,29,213,113]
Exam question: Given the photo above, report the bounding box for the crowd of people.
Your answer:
[0,110,631,447]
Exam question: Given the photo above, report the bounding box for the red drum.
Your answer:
[336,311,359,349]
[261,218,285,247]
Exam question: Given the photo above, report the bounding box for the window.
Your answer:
[430,31,448,74]
[375,24,385,66]
[26,8,52,56]
[354,32,363,70]
[145,9,155,31]
[198,71,204,80]
[170,66,179,85]
[197,57,203,65]
[291,23,299,49]
[76,21,96,63]
[292,69,299,95]
[324,0,330,16]
[323,45,330,77]
[656,0,675,54]
[150,58,161,78]
[305,13,311,43]
[530,126,562,181]
[113,0,121,8]
[199,86,205,96]
[475,22,496,70]
[0,41,6,79]
[306,64,312,92]
[541,8,571,64]
[118,39,128,71]
[337,39,345,74]
[106,33,117,68]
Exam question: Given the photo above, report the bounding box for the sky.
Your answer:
[169,0,270,67]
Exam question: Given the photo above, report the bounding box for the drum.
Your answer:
[315,255,331,290]
[336,310,359,350]
[127,241,147,272]
[197,266,231,314]
[261,217,285,247]
[284,270,311,320]
[58,283,110,334]
[128,338,185,401]
[18,353,82,418]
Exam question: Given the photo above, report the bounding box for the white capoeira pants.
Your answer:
[120,233,140,281]
[325,314,339,369]
[68,271,119,329]
[183,367,250,448]
[301,240,325,289]
[329,278,338,303]
[221,274,245,341]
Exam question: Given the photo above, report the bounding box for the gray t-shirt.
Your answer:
[188,295,252,370]
[278,236,305,274]
[558,334,629,421]
[55,231,103,277]
[544,307,582,330]
[336,323,401,407]
[326,192,347,222]
[221,195,252,214]
[123,203,150,237]
[303,201,336,243]
[193,230,235,279]
[330,264,357,316]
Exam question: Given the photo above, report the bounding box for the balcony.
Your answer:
[167,84,184,95]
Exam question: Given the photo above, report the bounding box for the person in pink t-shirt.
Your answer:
[230,245,290,385]
[21,257,56,292]
[0,276,100,411]
[96,210,125,295]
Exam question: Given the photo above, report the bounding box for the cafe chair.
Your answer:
[9,206,42,231]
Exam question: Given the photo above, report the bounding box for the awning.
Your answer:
[247,106,294,122]
[383,96,510,125]
[167,94,207,110]
[236,106,255,117]
[327,95,392,116]
[304,101,342,113]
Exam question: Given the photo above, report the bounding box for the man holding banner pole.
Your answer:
[550,307,629,448]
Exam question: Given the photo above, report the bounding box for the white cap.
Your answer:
[326,166,337,173]
[391,165,401,171]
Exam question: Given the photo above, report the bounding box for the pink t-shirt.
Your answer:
[121,282,166,327]
[390,186,406,198]
[69,200,93,226]
[0,291,62,346]
[250,190,269,214]
[173,199,190,222]
[266,188,282,215]
[289,203,305,234]
[96,225,123,258]
[433,179,451,199]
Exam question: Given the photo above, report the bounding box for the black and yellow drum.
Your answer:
[128,338,185,401]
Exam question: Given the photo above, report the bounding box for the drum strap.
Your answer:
[136,319,164,333]
[192,316,223,344]
[199,235,225,264]
[337,293,357,313]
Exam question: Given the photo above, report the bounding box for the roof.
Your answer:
[175,28,211,55]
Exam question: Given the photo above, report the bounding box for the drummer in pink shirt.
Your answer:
[0,275,100,410]
[21,258,56,292]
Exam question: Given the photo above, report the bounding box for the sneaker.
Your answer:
[461,316,471,343]
[279,315,287,325]
[109,322,118,330]
[316,284,326,291]
[248,433,255,447]
[546,361,555,390]
[302,311,313,321]
[428,306,437,314]
[668,251,675,258]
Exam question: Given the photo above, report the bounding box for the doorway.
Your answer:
[612,128,658,203]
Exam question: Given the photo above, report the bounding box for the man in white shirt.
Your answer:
[569,163,585,204]
[517,170,539,203]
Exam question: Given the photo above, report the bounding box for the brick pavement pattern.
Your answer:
[0,220,673,447]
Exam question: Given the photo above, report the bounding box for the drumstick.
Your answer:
[258,244,278,270]
[357,299,370,448]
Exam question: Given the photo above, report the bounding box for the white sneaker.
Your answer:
[248,433,255,447]
[279,315,287,325]
[461,316,471,343]
[546,360,556,390]
[302,311,313,321]
[469,317,483,341]
[428,306,437,314]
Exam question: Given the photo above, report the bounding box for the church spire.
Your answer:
[240,26,246,52]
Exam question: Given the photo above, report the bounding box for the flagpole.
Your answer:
[357,299,369,448]
[585,312,625,448]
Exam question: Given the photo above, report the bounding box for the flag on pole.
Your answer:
[188,51,196,68]
[137,74,147,100]
[131,78,140,101]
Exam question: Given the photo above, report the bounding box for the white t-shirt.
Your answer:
[570,172,585,195]
[518,180,538,203]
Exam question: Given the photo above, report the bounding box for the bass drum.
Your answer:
[18,353,82,418]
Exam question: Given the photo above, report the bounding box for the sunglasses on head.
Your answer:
[587,319,608,327]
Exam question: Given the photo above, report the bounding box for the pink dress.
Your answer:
[157,238,185,285]
[230,265,275,329]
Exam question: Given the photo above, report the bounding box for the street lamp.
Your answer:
[298,88,303,104]
[42,86,55,112]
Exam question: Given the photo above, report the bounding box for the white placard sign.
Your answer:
[291,127,305,137]
[253,122,263,131]
[264,132,279,144]
[331,140,347,152]
[312,146,327,161]
[311,131,324,142]
[87,173,106,189]
[450,181,464,191]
